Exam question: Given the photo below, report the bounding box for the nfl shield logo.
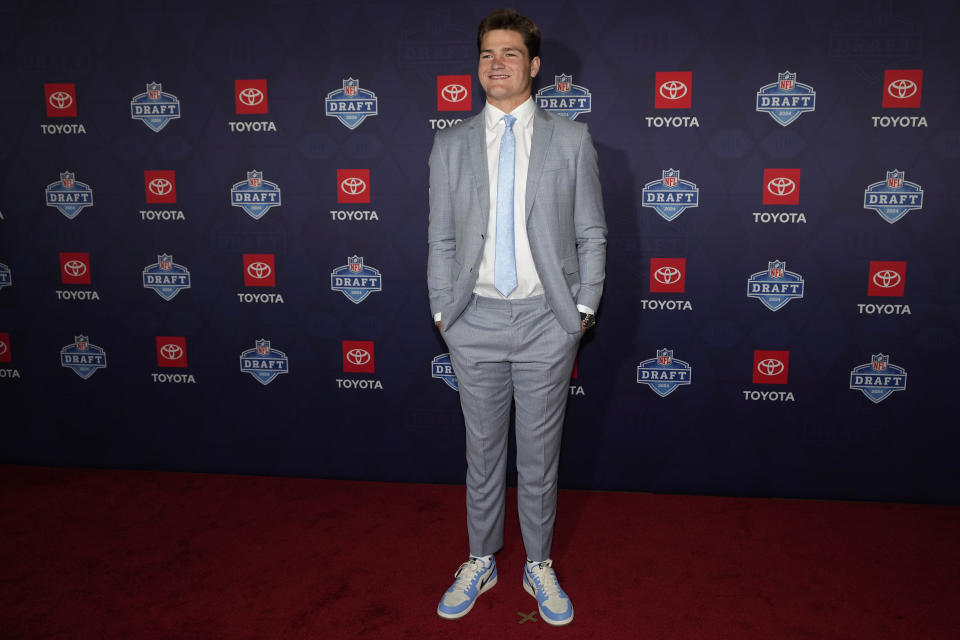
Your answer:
[779,72,796,90]
[556,74,572,93]
[663,169,680,187]
[349,256,363,273]
[148,83,161,99]
[872,354,888,371]
[61,172,75,188]
[345,79,358,97]
[769,261,785,278]
[159,254,172,270]
[887,170,904,189]
[657,348,673,366]
[248,170,262,187]
[256,339,271,356]
[76,336,88,350]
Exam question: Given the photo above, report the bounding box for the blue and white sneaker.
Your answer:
[437,556,498,619]
[523,559,574,626]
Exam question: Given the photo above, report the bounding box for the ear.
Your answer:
[530,56,541,78]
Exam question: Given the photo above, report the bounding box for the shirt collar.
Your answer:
[484,96,535,131]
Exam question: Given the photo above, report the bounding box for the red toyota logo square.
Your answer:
[338,169,370,203]
[570,355,578,380]
[45,83,77,117]
[882,69,923,109]
[343,340,375,373]
[235,79,269,114]
[762,168,801,205]
[649,258,686,293]
[654,72,692,109]
[0,332,11,363]
[144,170,177,203]
[753,350,790,385]
[437,75,472,111]
[243,254,276,287]
[156,336,188,368]
[60,252,91,284]
[868,261,907,297]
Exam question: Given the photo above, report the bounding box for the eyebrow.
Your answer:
[480,46,523,55]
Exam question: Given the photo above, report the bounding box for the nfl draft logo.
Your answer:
[142,254,191,301]
[864,170,923,223]
[431,353,458,391]
[325,78,378,129]
[747,260,804,311]
[641,169,699,221]
[239,339,289,385]
[45,83,77,117]
[60,334,107,379]
[0,262,11,292]
[636,348,692,397]
[882,70,923,109]
[535,74,591,120]
[331,256,382,304]
[850,354,907,403]
[45,171,93,219]
[756,71,815,126]
[231,170,281,220]
[130,82,181,132]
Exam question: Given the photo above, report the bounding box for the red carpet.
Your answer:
[1,466,958,639]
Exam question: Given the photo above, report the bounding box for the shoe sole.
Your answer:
[523,574,574,626]
[437,574,498,620]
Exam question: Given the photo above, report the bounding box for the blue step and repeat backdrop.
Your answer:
[1,0,958,503]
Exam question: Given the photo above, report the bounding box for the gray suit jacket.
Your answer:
[427,105,607,334]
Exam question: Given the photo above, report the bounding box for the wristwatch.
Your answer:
[579,312,596,330]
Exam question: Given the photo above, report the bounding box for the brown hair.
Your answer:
[477,9,541,60]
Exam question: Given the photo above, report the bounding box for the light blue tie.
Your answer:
[495,114,518,297]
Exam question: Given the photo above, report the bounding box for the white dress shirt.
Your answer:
[474,97,543,300]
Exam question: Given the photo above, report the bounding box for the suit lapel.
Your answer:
[466,113,489,227]
[526,107,555,220]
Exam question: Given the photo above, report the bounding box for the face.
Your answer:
[478,29,541,112]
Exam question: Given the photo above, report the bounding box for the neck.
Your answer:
[488,94,530,114]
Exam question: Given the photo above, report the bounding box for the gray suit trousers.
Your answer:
[444,294,580,562]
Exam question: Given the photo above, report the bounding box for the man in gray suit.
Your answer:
[429,9,606,626]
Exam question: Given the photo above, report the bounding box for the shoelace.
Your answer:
[529,560,563,599]
[451,558,487,592]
